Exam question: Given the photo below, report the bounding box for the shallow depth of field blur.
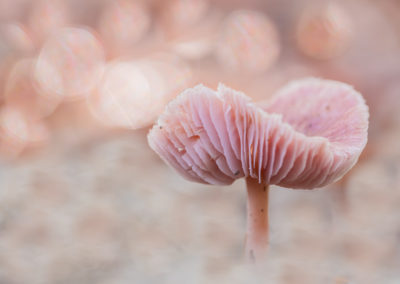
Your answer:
[0,0,399,283]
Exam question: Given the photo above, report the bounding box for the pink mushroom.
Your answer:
[148,78,369,262]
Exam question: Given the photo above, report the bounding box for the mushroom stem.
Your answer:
[245,177,269,263]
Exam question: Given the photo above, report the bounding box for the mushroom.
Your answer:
[147,78,369,262]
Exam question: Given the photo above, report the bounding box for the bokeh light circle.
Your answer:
[98,0,151,56]
[5,58,61,119]
[34,27,105,101]
[216,10,280,72]
[296,3,353,60]
[87,53,192,129]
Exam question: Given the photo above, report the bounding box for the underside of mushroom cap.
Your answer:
[260,78,369,156]
[148,78,369,189]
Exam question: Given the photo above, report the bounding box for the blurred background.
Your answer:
[0,0,399,283]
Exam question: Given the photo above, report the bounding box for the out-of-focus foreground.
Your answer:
[0,0,399,283]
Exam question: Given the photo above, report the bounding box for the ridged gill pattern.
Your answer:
[148,78,369,189]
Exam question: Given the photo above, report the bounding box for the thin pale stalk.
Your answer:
[245,177,269,263]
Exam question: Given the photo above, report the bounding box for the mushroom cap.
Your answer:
[148,78,369,189]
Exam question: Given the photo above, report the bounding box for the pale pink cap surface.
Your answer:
[148,78,369,189]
